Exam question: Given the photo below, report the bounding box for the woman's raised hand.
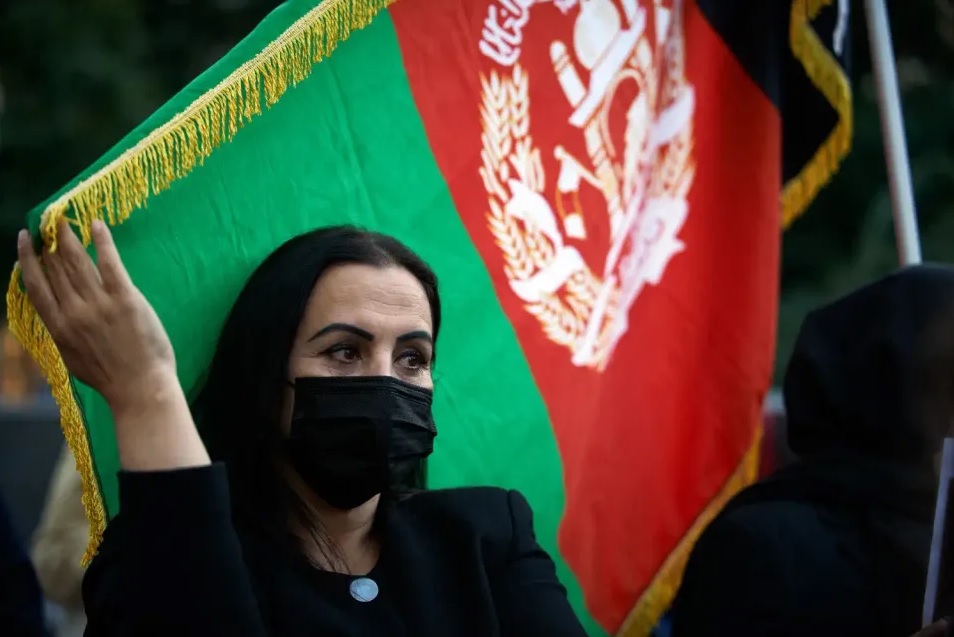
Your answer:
[18,220,176,412]
[17,220,208,470]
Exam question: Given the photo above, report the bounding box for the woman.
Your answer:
[17,221,585,636]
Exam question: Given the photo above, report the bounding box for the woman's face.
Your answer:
[282,264,434,428]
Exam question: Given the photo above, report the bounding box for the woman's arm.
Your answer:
[18,222,266,635]
[18,221,210,473]
[83,464,267,637]
[493,490,587,637]
[81,382,270,635]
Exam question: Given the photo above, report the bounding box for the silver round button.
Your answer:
[349,577,379,602]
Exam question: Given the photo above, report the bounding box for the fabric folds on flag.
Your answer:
[6,0,850,635]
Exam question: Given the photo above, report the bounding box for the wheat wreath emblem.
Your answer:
[479,65,610,357]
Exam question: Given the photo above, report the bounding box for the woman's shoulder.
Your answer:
[402,486,516,518]
[398,487,533,545]
[407,485,513,508]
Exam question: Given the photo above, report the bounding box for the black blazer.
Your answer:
[82,464,586,636]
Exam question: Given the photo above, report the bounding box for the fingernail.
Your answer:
[17,230,27,248]
[91,219,105,232]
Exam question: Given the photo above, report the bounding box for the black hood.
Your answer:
[784,264,954,464]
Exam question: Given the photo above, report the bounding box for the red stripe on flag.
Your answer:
[391,0,780,630]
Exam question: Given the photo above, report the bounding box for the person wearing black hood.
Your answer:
[670,264,954,637]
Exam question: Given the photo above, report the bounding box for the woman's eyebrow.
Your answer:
[308,323,374,342]
[396,330,432,344]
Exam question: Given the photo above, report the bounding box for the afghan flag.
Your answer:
[7,0,851,634]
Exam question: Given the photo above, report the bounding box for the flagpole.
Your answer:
[874,0,950,620]
[866,5,946,624]
[864,0,922,266]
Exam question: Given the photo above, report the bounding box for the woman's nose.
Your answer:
[365,353,393,378]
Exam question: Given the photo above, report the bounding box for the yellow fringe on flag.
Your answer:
[6,270,107,566]
[616,426,763,637]
[782,0,853,227]
[6,0,396,566]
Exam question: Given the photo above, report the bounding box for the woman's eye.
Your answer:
[326,345,359,363]
[399,350,429,370]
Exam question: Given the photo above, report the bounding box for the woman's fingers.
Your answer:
[55,221,102,297]
[17,230,61,333]
[91,220,132,294]
[18,220,118,337]
[18,220,131,342]
[42,240,73,305]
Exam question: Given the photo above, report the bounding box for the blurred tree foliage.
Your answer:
[0,0,952,380]
[0,0,280,243]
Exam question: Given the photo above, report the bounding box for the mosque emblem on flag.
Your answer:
[478,0,696,370]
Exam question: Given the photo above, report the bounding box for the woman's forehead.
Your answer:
[301,264,432,333]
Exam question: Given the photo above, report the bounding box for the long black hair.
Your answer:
[192,225,441,566]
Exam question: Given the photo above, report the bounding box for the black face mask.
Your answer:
[286,376,437,510]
